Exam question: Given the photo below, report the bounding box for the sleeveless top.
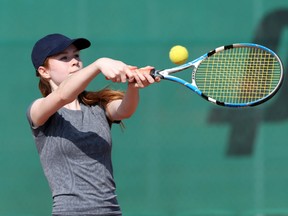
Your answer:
[26,103,122,216]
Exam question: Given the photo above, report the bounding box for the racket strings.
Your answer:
[195,47,282,104]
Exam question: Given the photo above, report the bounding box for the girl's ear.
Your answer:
[37,66,51,79]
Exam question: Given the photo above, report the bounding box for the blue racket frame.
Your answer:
[151,43,283,107]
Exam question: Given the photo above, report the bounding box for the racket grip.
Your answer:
[150,69,163,79]
[130,67,163,80]
[150,69,156,78]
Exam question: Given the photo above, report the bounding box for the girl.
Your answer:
[26,33,159,216]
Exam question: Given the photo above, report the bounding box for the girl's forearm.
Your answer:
[107,84,140,120]
[55,61,101,103]
[120,84,140,117]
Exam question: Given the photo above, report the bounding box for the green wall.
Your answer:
[1,0,288,215]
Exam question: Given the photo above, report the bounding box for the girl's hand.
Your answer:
[96,58,134,83]
[95,58,160,87]
[129,66,161,88]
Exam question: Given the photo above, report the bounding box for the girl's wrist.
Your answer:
[127,82,141,90]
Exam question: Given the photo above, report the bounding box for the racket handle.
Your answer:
[150,69,163,79]
[105,67,162,82]
[129,67,163,80]
[150,68,156,78]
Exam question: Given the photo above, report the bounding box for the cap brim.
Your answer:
[48,38,91,57]
[72,38,91,50]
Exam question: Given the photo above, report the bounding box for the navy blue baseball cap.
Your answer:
[31,33,91,71]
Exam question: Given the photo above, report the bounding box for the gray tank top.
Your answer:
[26,103,122,216]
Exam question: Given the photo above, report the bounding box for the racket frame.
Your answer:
[151,43,283,107]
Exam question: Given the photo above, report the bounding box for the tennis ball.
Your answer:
[169,45,189,65]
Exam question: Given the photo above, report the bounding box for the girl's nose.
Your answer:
[71,58,80,66]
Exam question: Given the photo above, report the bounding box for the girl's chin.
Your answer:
[69,70,80,76]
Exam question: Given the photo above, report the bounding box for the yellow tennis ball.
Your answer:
[169,45,189,65]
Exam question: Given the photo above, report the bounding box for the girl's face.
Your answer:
[45,44,83,86]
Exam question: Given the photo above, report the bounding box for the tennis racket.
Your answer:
[150,43,283,107]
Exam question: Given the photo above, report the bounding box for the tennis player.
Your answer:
[26,33,158,216]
